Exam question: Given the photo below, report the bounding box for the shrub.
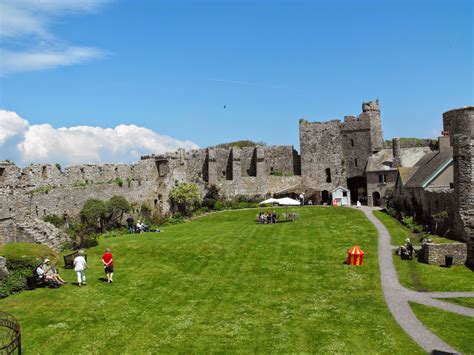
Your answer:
[202,197,216,210]
[107,195,131,227]
[402,216,423,233]
[140,204,151,219]
[0,270,29,298]
[115,177,123,187]
[205,184,220,200]
[44,214,63,228]
[169,183,202,215]
[80,198,108,232]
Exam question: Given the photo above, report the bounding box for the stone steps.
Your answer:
[14,218,68,250]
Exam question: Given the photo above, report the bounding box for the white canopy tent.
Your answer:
[275,197,301,206]
[258,198,280,205]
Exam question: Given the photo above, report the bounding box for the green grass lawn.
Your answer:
[410,303,474,354]
[374,211,474,292]
[1,207,422,353]
[441,298,474,309]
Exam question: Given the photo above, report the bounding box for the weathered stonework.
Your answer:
[418,242,467,266]
[1,101,472,261]
[446,107,474,267]
[0,256,8,280]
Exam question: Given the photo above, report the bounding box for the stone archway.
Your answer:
[321,190,330,205]
[372,191,381,207]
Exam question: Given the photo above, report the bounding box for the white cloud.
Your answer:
[0,0,110,75]
[0,47,106,74]
[0,110,199,166]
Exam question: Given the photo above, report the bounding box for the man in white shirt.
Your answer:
[73,251,87,286]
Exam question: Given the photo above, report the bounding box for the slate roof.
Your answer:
[398,167,419,186]
[366,147,432,172]
[404,148,453,188]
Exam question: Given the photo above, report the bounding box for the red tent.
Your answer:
[347,245,364,266]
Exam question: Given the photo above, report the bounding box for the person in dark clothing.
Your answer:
[126,215,135,233]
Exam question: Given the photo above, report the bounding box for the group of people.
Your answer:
[36,259,67,287]
[396,238,414,260]
[258,211,278,224]
[73,248,114,286]
[126,215,150,233]
[34,248,115,289]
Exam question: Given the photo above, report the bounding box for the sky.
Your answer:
[0,0,472,167]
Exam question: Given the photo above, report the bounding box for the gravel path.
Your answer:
[359,206,473,354]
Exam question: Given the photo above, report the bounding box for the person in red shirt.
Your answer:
[101,248,114,283]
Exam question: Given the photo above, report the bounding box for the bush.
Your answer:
[44,214,63,228]
[202,197,216,210]
[140,204,151,219]
[169,183,202,215]
[0,270,29,298]
[107,195,131,227]
[80,198,108,231]
[402,216,423,233]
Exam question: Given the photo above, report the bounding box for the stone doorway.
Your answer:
[372,191,381,207]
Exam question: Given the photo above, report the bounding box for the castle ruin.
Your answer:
[1,101,472,267]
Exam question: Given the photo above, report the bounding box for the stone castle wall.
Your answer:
[299,100,383,192]
[300,119,346,191]
[445,107,474,267]
[418,242,467,266]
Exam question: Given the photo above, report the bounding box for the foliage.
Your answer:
[0,242,60,266]
[0,270,29,298]
[55,163,62,171]
[44,214,63,228]
[107,195,131,227]
[269,171,294,177]
[375,211,473,292]
[140,204,151,219]
[213,140,266,149]
[0,243,60,298]
[72,180,89,188]
[401,216,423,233]
[202,184,219,210]
[27,184,55,195]
[0,208,423,353]
[65,222,98,249]
[80,198,108,232]
[115,177,124,187]
[169,183,202,215]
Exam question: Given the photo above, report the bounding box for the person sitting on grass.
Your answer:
[43,259,66,285]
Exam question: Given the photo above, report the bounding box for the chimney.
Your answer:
[392,138,401,168]
[438,131,450,150]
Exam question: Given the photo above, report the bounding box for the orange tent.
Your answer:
[347,245,364,266]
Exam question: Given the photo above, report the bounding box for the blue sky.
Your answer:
[0,0,472,165]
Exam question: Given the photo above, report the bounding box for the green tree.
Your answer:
[169,183,202,215]
[80,198,108,232]
[107,195,131,227]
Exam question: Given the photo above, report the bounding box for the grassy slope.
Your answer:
[410,303,474,354]
[0,207,421,353]
[374,211,474,292]
[0,243,60,265]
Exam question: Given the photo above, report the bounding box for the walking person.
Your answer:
[126,215,135,234]
[101,248,114,283]
[73,251,87,287]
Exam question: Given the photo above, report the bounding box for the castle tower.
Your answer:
[299,119,346,193]
[360,99,384,153]
[445,107,474,267]
[392,138,401,168]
